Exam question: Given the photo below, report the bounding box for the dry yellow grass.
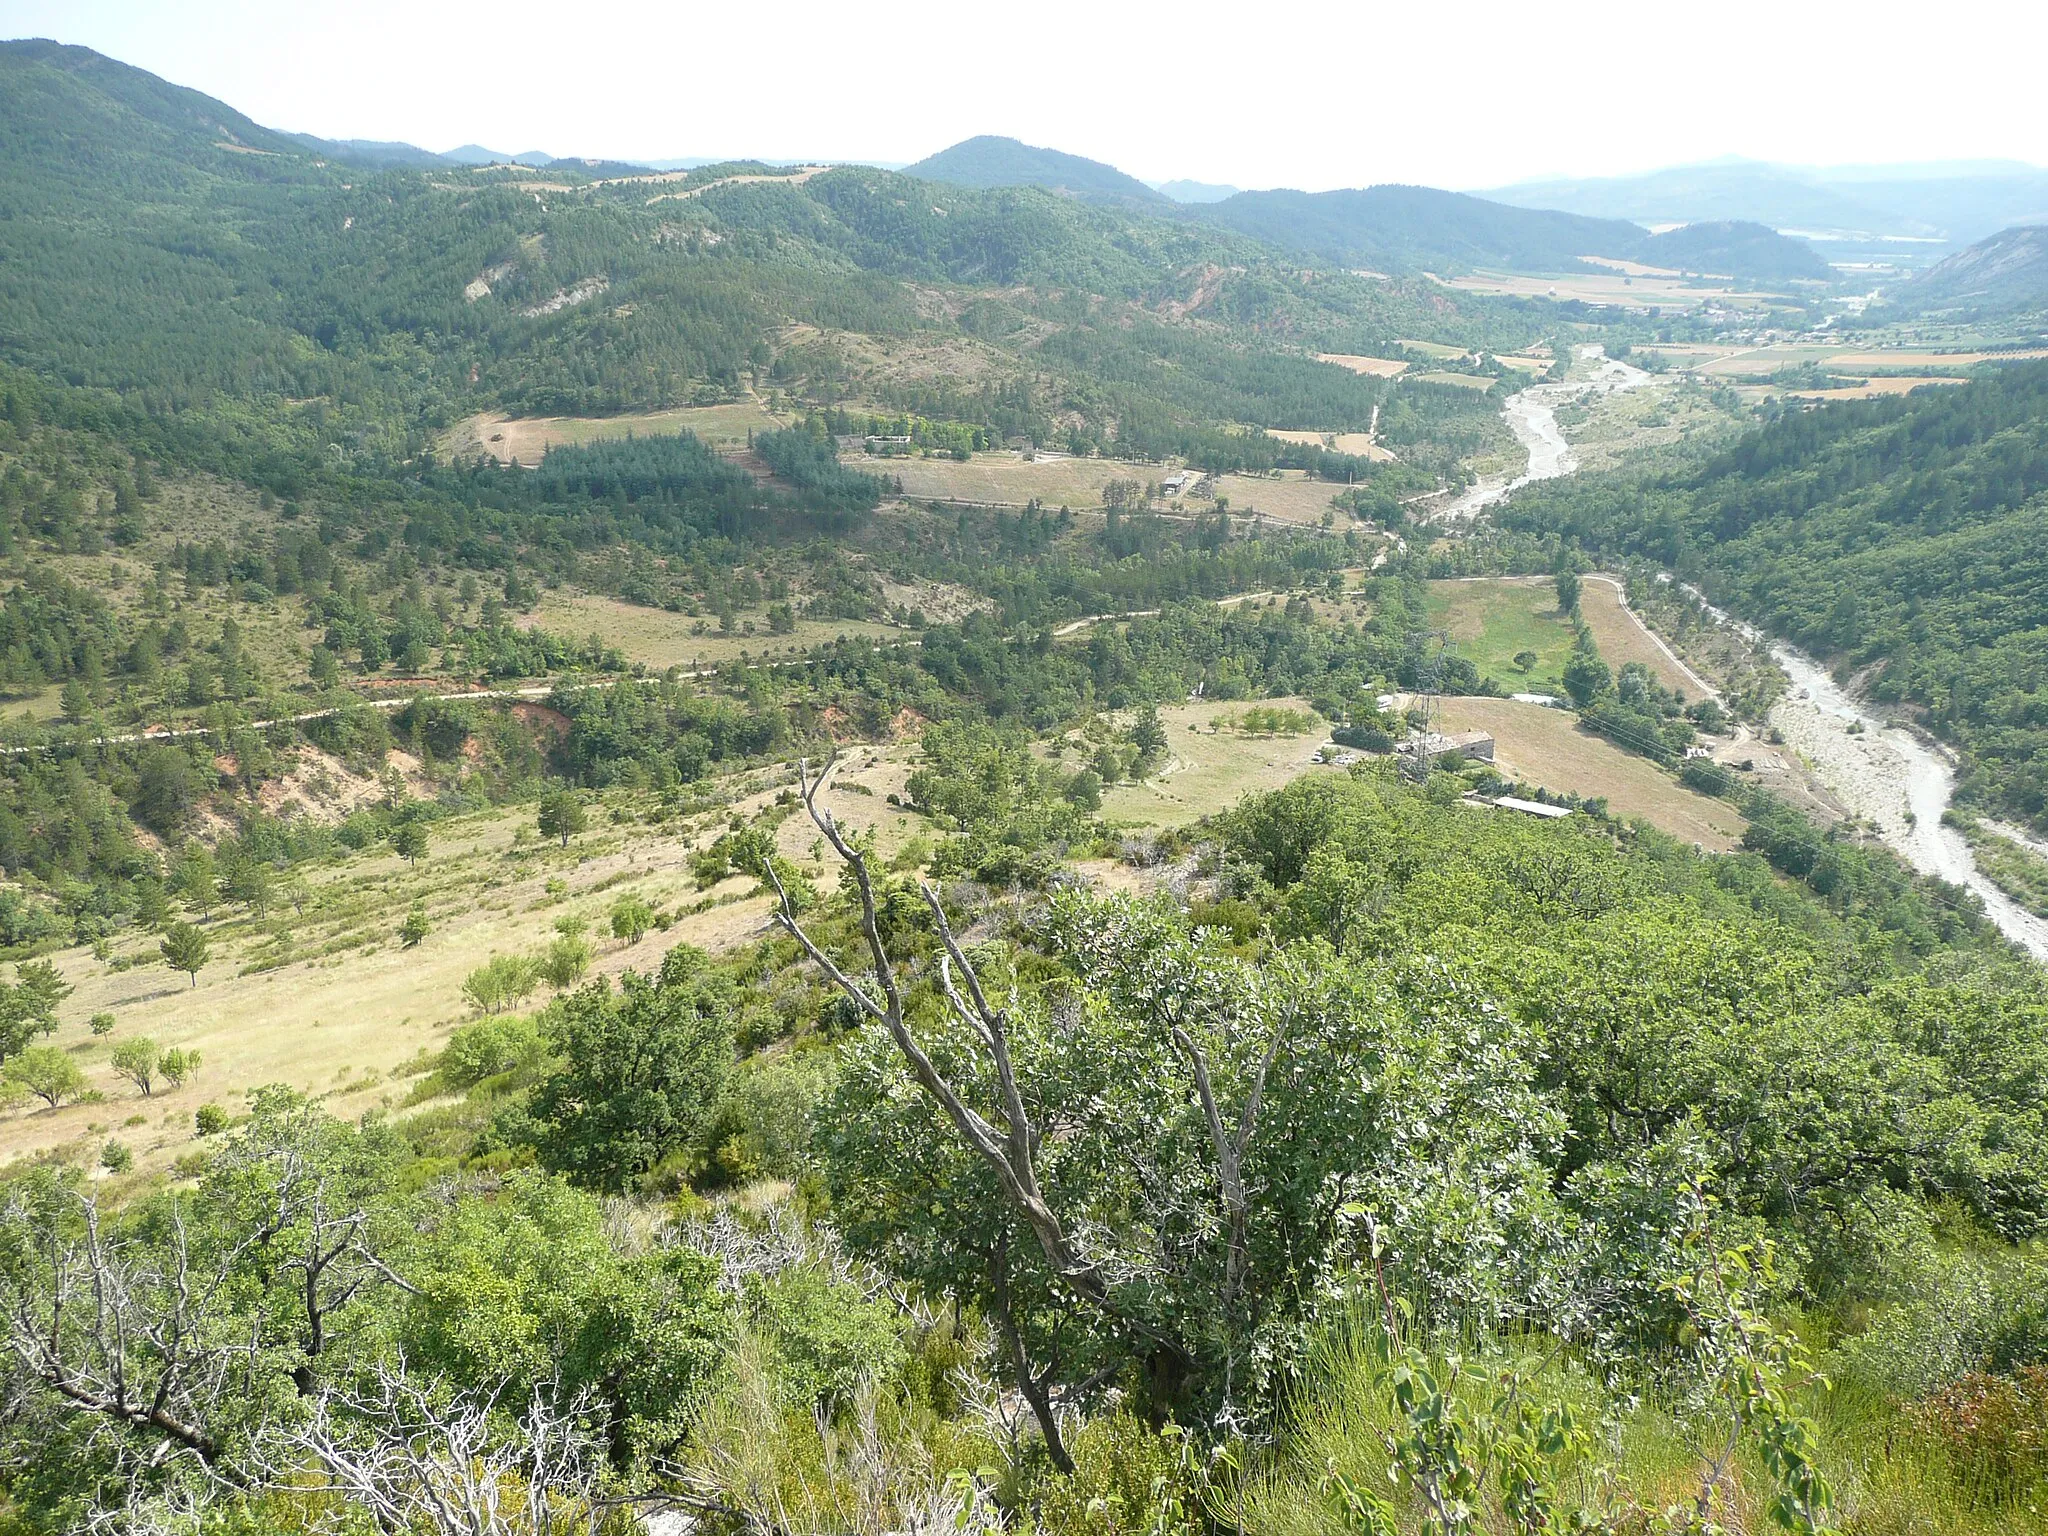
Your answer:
[1431,696,1744,850]
[524,593,904,670]
[1316,353,1409,377]
[0,751,929,1176]
[1208,474,1342,525]
[442,401,794,464]
[1786,376,1969,399]
[1575,578,1707,698]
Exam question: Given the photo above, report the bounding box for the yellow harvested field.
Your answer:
[1410,371,1497,390]
[1327,432,1396,461]
[1317,353,1409,377]
[1787,376,1969,399]
[1492,353,1553,371]
[0,756,929,1175]
[1096,701,1335,827]
[1264,430,1329,447]
[1810,348,2048,369]
[525,592,903,670]
[1431,271,1786,311]
[1431,696,1746,850]
[1209,473,1342,525]
[1578,255,1686,277]
[443,401,794,464]
[1576,578,1708,698]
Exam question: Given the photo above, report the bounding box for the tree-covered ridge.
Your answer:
[1503,361,2048,827]
[0,39,1540,471]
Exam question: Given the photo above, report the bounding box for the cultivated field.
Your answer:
[1409,371,1497,391]
[866,451,1180,507]
[1786,376,1969,399]
[1576,577,1709,697]
[1395,339,1468,360]
[1208,473,1344,525]
[442,401,794,464]
[1316,353,1409,377]
[1431,696,1746,850]
[1430,270,1788,312]
[1264,429,1396,462]
[523,592,905,670]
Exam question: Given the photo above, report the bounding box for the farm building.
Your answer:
[1493,796,1572,820]
[1161,470,1197,495]
[1401,730,1495,765]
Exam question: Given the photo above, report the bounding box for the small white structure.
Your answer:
[1493,796,1572,820]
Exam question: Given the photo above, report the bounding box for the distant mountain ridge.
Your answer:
[1486,158,2048,255]
[904,135,1170,207]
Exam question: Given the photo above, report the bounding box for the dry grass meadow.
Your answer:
[1092,700,1338,828]
[0,751,929,1177]
[522,592,906,671]
[442,401,795,464]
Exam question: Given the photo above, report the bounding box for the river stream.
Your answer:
[1455,356,2048,957]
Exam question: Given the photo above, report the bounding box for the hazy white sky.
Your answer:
[4,0,2044,190]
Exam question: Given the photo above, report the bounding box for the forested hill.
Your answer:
[0,40,1543,469]
[1504,362,2048,828]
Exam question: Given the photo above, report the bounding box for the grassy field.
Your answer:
[441,401,795,463]
[1786,376,1970,399]
[1395,339,1468,360]
[1431,270,1790,311]
[869,451,1179,507]
[1431,696,1746,850]
[524,592,905,670]
[1092,700,1337,828]
[0,750,929,1176]
[1427,577,1579,694]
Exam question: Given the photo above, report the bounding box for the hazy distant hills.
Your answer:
[1891,226,2048,319]
[1152,179,1240,204]
[1486,158,2048,257]
[904,137,1827,282]
[905,135,1171,207]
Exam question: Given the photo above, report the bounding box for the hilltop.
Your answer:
[904,133,1170,206]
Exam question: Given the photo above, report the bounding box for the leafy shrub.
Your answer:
[440,1014,544,1089]
[193,1102,227,1135]
[744,1265,906,1412]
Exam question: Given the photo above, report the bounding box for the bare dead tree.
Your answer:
[252,1365,607,1536]
[764,756,1109,1312]
[770,760,1316,1427]
[0,1187,256,1475]
[205,1103,419,1394]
